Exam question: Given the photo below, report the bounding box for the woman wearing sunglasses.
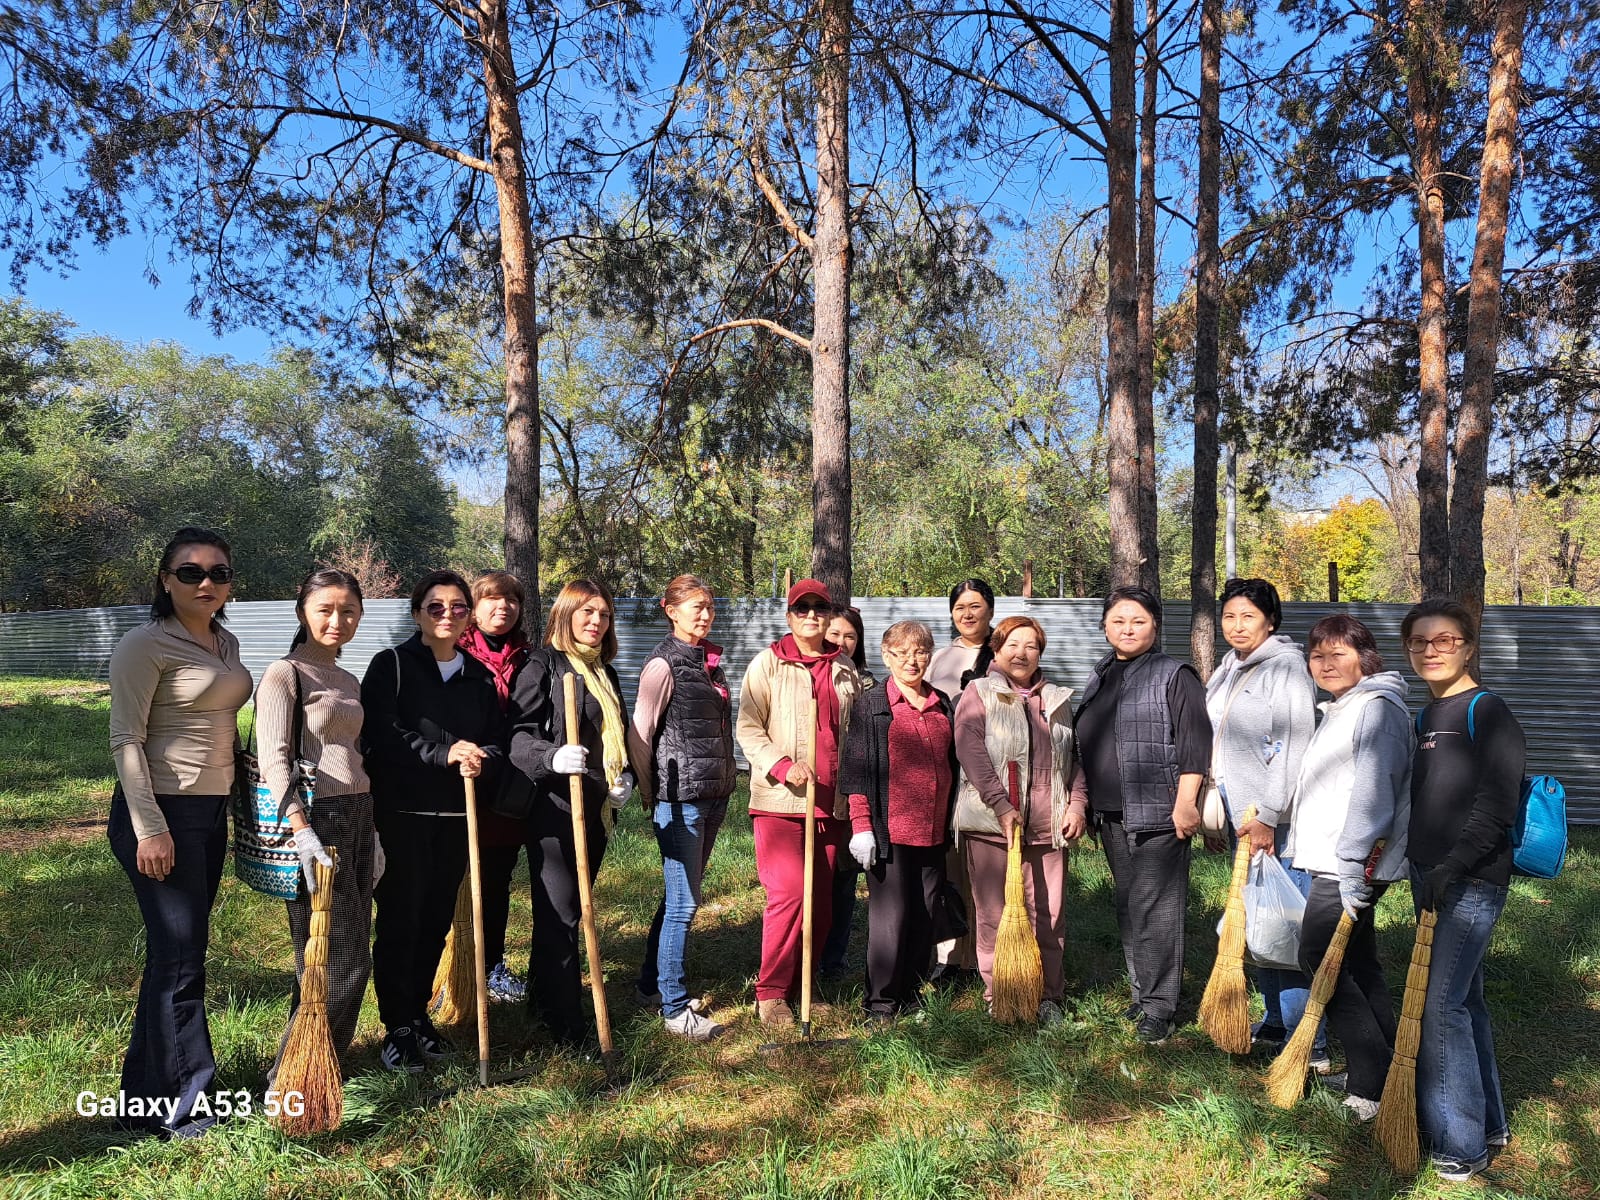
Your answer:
[108,526,253,1139]
[1404,599,1525,1182]
[736,579,864,1026]
[500,579,634,1047]
[361,569,505,1072]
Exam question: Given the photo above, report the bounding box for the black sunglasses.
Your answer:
[789,602,831,616]
[167,564,235,585]
[425,601,470,619]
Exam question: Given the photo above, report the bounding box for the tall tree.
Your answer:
[14,3,650,626]
[1190,0,1223,677]
[1450,0,1531,624]
[810,0,854,599]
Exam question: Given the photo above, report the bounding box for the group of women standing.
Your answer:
[106,528,1524,1181]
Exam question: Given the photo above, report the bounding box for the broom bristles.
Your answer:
[992,827,1044,1024]
[1377,908,1437,1172]
[1266,911,1354,1108]
[276,850,343,1136]
[430,876,478,1027]
[1200,829,1255,1054]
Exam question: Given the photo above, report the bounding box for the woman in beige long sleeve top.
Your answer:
[256,568,376,1087]
[106,527,252,1140]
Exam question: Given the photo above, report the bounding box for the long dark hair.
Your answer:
[149,526,232,622]
[290,568,365,650]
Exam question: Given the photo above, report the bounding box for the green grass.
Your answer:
[1,675,1596,1199]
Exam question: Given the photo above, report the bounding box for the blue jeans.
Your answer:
[640,797,728,1016]
[1412,867,1509,1166]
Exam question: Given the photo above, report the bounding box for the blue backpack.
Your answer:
[1416,692,1568,879]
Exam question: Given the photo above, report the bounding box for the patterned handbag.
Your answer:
[232,664,317,899]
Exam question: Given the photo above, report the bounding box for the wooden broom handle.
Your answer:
[565,672,614,1055]
[800,696,819,1035]
[463,776,490,1086]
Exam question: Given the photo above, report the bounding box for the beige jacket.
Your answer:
[736,647,862,817]
[952,674,1080,848]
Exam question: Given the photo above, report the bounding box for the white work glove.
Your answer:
[849,831,878,871]
[372,831,386,887]
[606,777,631,811]
[1339,875,1374,921]
[292,824,333,895]
[552,745,588,775]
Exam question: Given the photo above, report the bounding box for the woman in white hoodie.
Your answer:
[1285,614,1413,1121]
[1205,578,1317,1053]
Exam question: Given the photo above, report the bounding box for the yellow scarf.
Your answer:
[565,644,628,795]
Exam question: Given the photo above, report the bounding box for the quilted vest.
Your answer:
[648,636,737,804]
[952,674,1078,848]
[1083,650,1185,834]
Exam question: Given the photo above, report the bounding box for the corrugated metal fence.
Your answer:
[3,597,1594,823]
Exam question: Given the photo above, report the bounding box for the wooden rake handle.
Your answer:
[463,777,490,1086]
[565,672,614,1057]
[800,696,819,1037]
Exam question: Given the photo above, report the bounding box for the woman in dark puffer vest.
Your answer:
[627,575,737,1040]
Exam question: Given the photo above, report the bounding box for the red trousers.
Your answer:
[753,812,847,1002]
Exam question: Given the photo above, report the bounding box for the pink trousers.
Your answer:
[964,833,1068,1002]
[753,812,847,1002]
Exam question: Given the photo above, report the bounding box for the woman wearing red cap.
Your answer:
[736,579,864,1025]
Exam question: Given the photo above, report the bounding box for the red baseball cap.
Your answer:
[786,578,833,609]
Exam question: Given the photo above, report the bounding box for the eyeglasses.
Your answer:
[1405,634,1468,655]
[789,603,830,616]
[425,601,470,619]
[166,564,235,585]
[884,648,932,663]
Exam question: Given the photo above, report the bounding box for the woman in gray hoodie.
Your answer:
[1204,578,1318,1055]
[1284,614,1412,1121]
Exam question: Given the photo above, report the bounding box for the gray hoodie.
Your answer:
[1204,634,1317,827]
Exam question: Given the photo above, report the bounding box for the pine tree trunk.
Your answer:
[1451,0,1528,634]
[1190,0,1222,680]
[1106,0,1143,590]
[1135,0,1161,595]
[810,0,853,602]
[1406,0,1451,597]
[479,0,541,630]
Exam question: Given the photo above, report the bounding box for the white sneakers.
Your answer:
[664,1007,725,1041]
[1343,1094,1380,1123]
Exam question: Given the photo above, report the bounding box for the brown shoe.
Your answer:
[758,998,794,1026]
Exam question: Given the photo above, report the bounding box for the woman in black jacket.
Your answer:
[500,578,634,1047]
[362,569,504,1073]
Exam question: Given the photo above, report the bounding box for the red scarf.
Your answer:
[772,633,843,792]
[458,627,530,711]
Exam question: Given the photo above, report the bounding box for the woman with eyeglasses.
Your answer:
[258,568,376,1087]
[952,614,1086,1024]
[500,579,634,1048]
[1403,599,1525,1183]
[838,620,958,1021]
[107,526,253,1139]
[362,569,505,1073]
[736,579,864,1026]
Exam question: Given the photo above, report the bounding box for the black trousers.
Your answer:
[1100,814,1191,1021]
[372,810,467,1031]
[821,859,861,972]
[478,841,522,970]
[271,793,375,1080]
[1301,875,1397,1101]
[107,788,228,1137]
[864,843,945,1014]
[525,798,607,1043]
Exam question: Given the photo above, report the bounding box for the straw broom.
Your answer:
[429,877,477,1027]
[1377,908,1437,1172]
[1265,910,1353,1107]
[1199,805,1257,1054]
[991,762,1043,1024]
[276,847,342,1136]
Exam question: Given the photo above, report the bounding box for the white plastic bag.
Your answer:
[1242,851,1305,970]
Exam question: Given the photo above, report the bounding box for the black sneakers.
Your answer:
[1136,1014,1175,1044]
[380,1026,425,1074]
[412,1015,451,1060]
